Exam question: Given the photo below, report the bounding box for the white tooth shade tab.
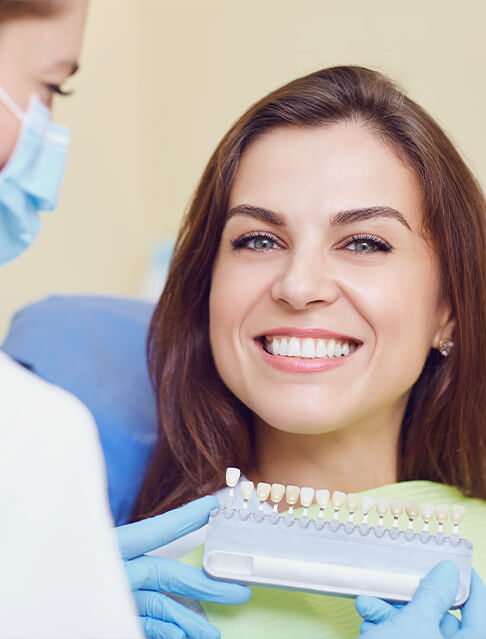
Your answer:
[226,467,241,488]
[451,504,466,524]
[390,499,404,518]
[256,482,271,502]
[285,485,300,505]
[315,489,330,508]
[270,483,285,504]
[420,503,434,523]
[405,501,419,520]
[376,498,390,517]
[300,487,315,508]
[331,491,346,510]
[240,480,254,501]
[360,496,375,517]
[346,493,361,513]
[435,504,449,524]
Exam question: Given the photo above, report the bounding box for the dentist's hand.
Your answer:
[355,561,486,639]
[116,495,251,639]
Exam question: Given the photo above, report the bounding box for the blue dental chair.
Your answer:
[1,295,158,525]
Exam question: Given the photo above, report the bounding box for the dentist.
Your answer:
[0,2,249,638]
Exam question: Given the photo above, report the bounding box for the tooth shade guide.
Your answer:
[225,466,241,497]
[285,485,300,515]
[256,482,271,510]
[300,487,315,517]
[331,491,346,521]
[346,493,360,523]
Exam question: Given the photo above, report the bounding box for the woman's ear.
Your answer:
[431,303,456,350]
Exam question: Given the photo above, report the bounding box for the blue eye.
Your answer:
[231,232,281,252]
[343,234,391,254]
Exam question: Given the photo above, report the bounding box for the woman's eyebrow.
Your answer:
[225,204,411,231]
[330,206,411,230]
[225,204,285,226]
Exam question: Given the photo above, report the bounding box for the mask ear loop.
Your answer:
[0,84,24,121]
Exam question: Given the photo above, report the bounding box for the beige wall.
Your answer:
[1,0,485,338]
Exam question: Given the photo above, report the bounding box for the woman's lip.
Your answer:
[257,326,361,343]
[255,339,354,373]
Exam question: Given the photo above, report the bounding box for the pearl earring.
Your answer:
[438,338,454,357]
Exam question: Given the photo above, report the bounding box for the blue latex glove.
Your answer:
[355,561,486,638]
[116,495,251,639]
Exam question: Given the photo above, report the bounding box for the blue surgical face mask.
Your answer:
[0,85,70,265]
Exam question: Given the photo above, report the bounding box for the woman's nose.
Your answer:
[271,250,340,310]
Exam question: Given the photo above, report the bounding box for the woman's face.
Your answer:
[0,0,88,168]
[210,122,452,438]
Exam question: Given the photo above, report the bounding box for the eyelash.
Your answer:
[46,84,74,97]
[342,233,392,254]
[231,231,281,252]
[231,231,392,254]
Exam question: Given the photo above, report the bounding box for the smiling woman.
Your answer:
[132,64,486,638]
[135,66,486,520]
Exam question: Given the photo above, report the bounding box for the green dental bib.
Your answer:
[181,481,486,639]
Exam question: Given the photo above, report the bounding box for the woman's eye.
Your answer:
[343,235,391,254]
[231,233,281,252]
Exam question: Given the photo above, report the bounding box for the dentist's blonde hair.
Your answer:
[134,65,486,519]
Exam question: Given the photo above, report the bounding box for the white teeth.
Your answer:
[271,339,280,356]
[265,336,358,359]
[301,338,316,358]
[288,337,300,357]
[316,339,326,357]
[326,339,336,357]
[226,467,241,489]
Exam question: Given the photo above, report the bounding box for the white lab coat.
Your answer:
[0,352,142,639]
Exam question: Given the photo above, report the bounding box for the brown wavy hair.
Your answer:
[0,0,65,23]
[133,65,486,519]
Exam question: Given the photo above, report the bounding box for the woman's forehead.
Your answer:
[229,123,422,232]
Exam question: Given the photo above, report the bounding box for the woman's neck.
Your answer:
[250,402,405,494]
